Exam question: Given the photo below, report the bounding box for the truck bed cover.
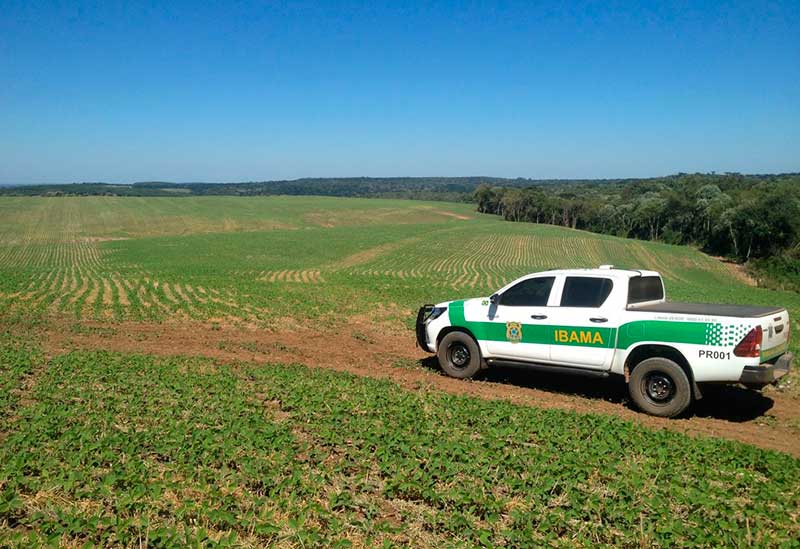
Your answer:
[630,302,784,318]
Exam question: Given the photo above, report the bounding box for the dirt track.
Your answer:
[37,317,800,457]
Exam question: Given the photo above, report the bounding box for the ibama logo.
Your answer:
[554,329,604,346]
[506,322,522,343]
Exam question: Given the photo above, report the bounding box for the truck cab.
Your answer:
[416,266,792,417]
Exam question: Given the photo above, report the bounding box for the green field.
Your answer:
[1,340,798,547]
[1,196,799,546]
[2,196,799,325]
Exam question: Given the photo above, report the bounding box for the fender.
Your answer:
[622,342,702,399]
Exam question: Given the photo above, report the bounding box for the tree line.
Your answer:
[473,173,800,287]
[0,176,628,200]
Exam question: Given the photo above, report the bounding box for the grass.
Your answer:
[1,347,797,547]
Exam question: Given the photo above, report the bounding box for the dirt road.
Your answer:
[36,316,800,457]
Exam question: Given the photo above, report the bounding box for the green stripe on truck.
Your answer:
[448,300,735,350]
[448,300,614,348]
[616,320,709,349]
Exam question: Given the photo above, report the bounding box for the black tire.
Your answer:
[628,357,692,418]
[437,331,482,379]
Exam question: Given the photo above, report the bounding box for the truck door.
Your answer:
[547,276,617,370]
[485,276,554,362]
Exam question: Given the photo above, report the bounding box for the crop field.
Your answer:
[2,196,799,325]
[1,340,798,547]
[1,196,800,546]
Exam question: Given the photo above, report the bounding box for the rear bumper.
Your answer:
[416,305,434,352]
[740,352,793,386]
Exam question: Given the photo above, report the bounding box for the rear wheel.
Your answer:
[438,331,482,379]
[628,357,692,417]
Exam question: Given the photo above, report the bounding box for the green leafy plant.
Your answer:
[1,350,797,546]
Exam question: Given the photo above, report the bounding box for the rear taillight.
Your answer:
[734,326,763,358]
[787,321,791,343]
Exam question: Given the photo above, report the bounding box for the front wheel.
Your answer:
[437,331,482,379]
[628,357,692,418]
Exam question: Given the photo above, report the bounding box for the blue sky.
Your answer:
[1,0,798,183]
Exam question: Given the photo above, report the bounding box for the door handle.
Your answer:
[530,314,548,320]
[590,317,608,323]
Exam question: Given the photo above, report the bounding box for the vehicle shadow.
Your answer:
[691,384,775,422]
[417,357,775,423]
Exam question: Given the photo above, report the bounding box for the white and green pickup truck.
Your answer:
[416,266,792,417]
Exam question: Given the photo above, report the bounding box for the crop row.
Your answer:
[0,240,105,269]
[339,231,716,293]
[341,235,562,293]
[0,265,257,321]
[255,270,325,284]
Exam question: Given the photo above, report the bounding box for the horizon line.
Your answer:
[3,170,800,187]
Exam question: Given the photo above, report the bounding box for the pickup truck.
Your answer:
[416,266,792,417]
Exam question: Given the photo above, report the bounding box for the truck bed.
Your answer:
[630,302,784,318]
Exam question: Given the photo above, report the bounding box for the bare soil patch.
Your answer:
[81,236,130,242]
[432,210,471,221]
[714,257,759,287]
[331,237,421,269]
[32,316,800,457]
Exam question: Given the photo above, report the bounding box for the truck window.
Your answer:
[560,277,613,308]
[500,277,555,307]
[628,276,664,304]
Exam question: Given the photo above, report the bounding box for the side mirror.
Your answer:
[490,293,499,305]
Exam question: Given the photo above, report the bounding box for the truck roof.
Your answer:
[534,266,661,278]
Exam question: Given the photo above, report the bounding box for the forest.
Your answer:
[474,173,800,288]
